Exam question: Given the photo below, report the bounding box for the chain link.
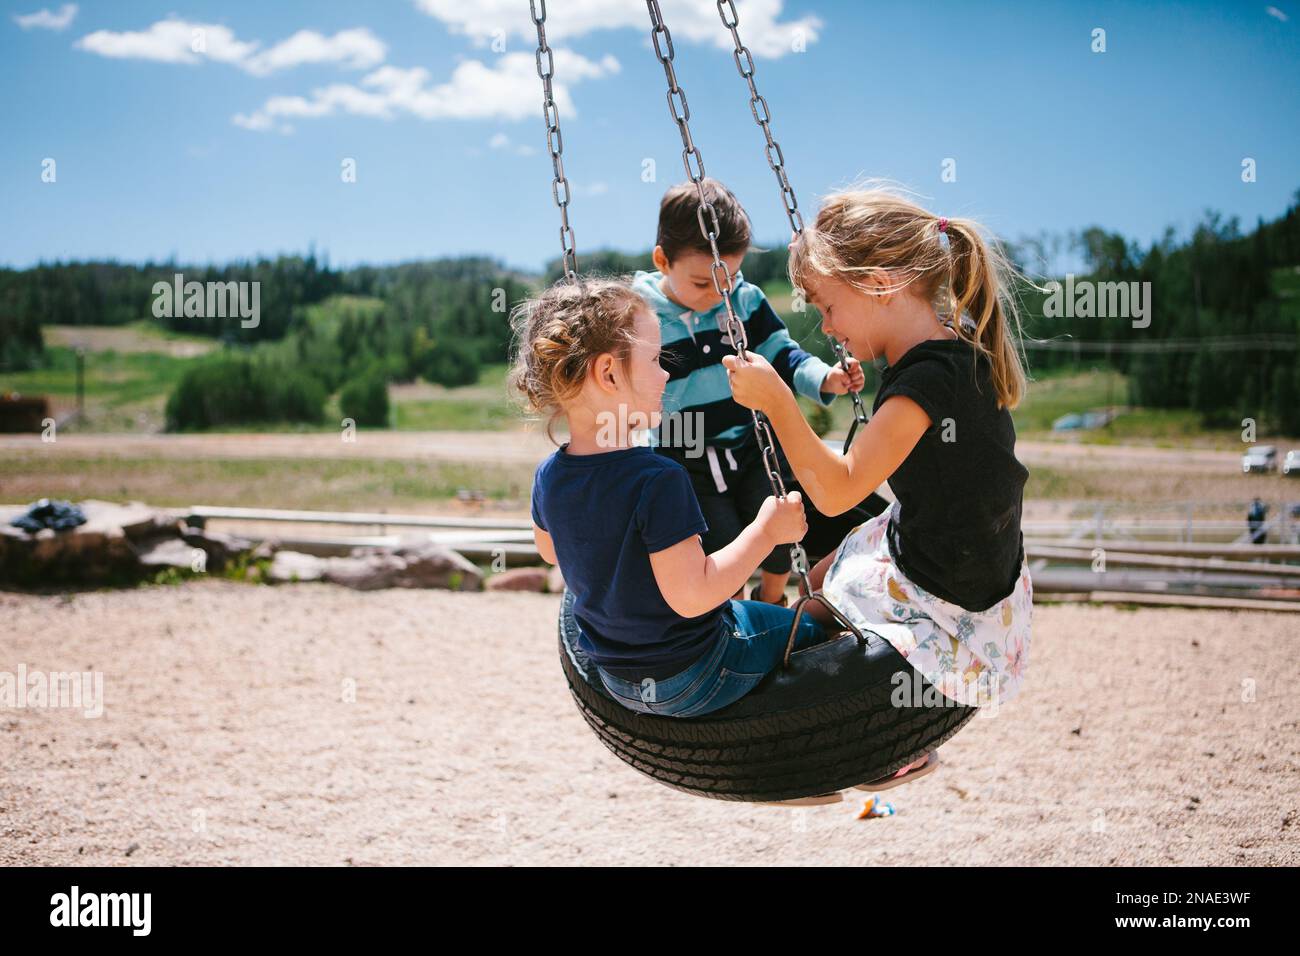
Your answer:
[645,0,811,588]
[531,0,578,281]
[712,0,868,452]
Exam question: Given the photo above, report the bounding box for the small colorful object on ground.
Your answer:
[857,795,896,819]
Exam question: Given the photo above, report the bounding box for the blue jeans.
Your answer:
[596,599,829,718]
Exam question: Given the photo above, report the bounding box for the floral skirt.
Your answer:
[821,502,1032,708]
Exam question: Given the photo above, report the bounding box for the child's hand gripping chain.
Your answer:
[755,491,808,547]
[721,350,794,418]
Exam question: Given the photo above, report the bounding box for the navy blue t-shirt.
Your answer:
[531,442,728,680]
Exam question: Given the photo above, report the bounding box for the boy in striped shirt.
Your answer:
[634,179,864,604]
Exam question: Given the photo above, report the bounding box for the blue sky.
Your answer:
[3,0,1298,273]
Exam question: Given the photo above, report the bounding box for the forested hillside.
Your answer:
[2,193,1296,431]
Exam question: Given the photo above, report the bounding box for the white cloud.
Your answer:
[233,50,619,133]
[13,4,77,31]
[75,19,386,75]
[243,28,386,76]
[488,132,537,156]
[231,112,275,132]
[77,21,256,66]
[1265,6,1289,22]
[414,0,820,58]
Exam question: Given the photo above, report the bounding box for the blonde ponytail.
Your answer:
[943,217,1027,409]
[789,184,1027,409]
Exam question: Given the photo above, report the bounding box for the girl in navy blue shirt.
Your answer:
[509,277,829,718]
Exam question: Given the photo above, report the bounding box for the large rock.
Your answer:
[0,498,265,587]
[268,551,327,583]
[251,538,279,561]
[265,544,483,591]
[322,554,410,591]
[136,537,204,572]
[486,567,549,592]
[1,500,157,586]
[179,526,256,572]
[0,497,481,592]
[98,501,182,542]
[0,519,36,578]
[381,541,482,591]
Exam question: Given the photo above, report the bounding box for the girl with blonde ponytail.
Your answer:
[724,186,1033,711]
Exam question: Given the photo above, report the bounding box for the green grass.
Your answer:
[0,452,537,511]
[391,397,516,430]
[463,361,509,392]
[1,345,192,401]
[1013,366,1126,433]
[120,319,221,346]
[1,345,199,431]
[1079,406,1222,446]
[389,362,518,430]
[8,320,520,433]
[1013,364,1294,448]
[393,361,511,400]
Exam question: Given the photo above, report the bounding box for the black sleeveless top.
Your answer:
[873,336,1028,611]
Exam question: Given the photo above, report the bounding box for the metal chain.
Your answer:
[644,0,866,660]
[531,0,578,281]
[645,0,812,591]
[716,0,801,236]
[714,0,868,453]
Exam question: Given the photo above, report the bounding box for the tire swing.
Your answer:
[529,1,977,804]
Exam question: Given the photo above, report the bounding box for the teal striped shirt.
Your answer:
[633,270,835,449]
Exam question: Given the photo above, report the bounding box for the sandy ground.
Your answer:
[1,580,1296,866]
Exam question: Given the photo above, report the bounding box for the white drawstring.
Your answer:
[705,446,741,493]
[705,446,727,493]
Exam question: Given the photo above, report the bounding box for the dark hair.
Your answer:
[656,178,752,262]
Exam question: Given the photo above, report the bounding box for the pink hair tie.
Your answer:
[937,217,949,233]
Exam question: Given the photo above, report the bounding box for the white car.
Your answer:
[1284,450,1300,477]
[1242,445,1277,474]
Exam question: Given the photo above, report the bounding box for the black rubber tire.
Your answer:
[558,589,977,803]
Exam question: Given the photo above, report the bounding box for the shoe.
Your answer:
[852,751,940,793]
[747,585,789,607]
[760,791,844,808]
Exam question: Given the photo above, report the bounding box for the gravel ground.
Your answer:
[1,580,1296,866]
